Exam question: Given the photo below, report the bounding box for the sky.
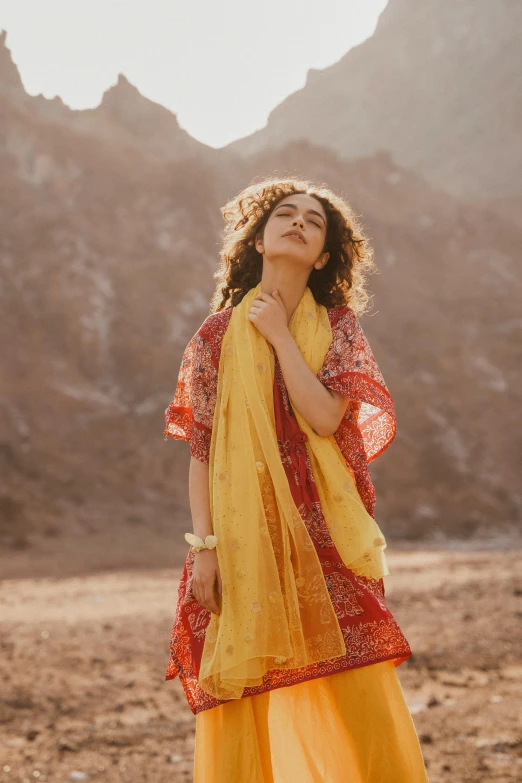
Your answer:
[0,0,387,148]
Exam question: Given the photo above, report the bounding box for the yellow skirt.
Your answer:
[193,659,429,782]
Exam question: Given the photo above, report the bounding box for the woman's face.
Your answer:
[255,193,329,271]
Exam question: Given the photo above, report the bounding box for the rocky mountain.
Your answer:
[225,0,522,203]
[0,28,520,578]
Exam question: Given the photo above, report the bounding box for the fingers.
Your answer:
[253,291,285,315]
[254,292,274,304]
[203,583,221,615]
[192,577,221,615]
[271,290,286,312]
[248,305,263,324]
[191,579,200,604]
[249,295,273,319]
[255,290,282,304]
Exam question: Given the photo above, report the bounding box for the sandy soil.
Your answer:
[1,549,521,783]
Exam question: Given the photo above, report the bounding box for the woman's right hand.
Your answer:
[191,548,222,615]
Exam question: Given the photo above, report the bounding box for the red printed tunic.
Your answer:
[163,304,411,715]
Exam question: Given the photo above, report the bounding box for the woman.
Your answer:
[163,177,429,782]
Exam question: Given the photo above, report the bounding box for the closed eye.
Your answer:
[277,212,322,229]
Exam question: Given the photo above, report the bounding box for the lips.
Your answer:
[282,230,306,243]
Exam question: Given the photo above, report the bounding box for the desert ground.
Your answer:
[1,549,521,783]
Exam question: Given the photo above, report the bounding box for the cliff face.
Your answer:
[0,26,520,575]
[226,0,522,202]
[0,31,227,559]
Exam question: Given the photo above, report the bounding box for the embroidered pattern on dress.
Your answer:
[164,309,233,463]
[353,574,388,611]
[163,304,408,716]
[296,500,335,549]
[316,307,396,518]
[187,606,211,640]
[325,572,366,618]
[342,617,407,665]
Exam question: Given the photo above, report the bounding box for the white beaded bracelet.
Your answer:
[184,532,218,553]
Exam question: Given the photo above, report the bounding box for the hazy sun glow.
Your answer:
[0,0,387,148]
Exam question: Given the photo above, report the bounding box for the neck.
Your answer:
[259,264,311,324]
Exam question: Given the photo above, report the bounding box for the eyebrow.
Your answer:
[274,202,326,226]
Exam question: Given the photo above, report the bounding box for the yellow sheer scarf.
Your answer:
[199,282,389,701]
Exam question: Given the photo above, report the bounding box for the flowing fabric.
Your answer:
[193,659,429,783]
[199,282,390,702]
[163,291,411,717]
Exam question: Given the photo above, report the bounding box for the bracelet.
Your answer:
[184,532,218,553]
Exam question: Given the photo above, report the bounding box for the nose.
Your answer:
[293,215,305,227]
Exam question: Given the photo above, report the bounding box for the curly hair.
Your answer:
[209,175,378,316]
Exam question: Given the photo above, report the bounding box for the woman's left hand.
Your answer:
[248,290,289,346]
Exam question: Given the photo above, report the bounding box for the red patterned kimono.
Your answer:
[163,304,412,715]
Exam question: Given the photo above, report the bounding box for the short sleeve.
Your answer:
[317,307,397,463]
[163,329,218,464]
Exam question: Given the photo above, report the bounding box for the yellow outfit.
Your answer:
[191,283,429,781]
[200,282,389,702]
[194,659,429,782]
